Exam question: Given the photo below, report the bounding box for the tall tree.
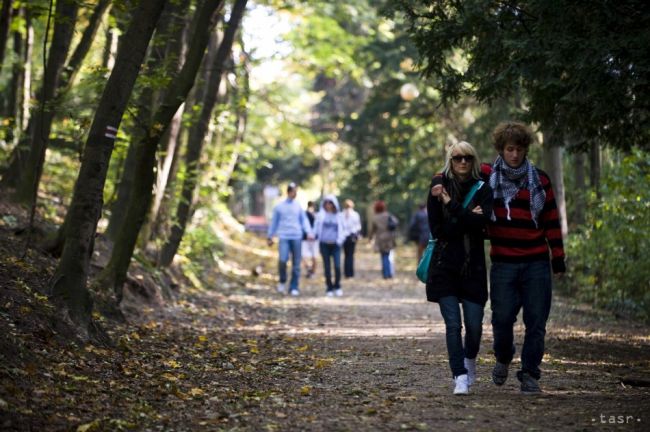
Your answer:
[51,0,167,338]
[393,0,650,150]
[58,0,113,91]
[97,0,226,300]
[4,5,25,143]
[159,0,248,266]
[0,0,12,74]
[106,0,190,242]
[4,1,112,202]
[1,0,79,202]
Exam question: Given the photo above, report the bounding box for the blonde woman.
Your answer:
[426,141,493,394]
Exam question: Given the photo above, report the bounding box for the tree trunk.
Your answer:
[3,0,79,202]
[159,0,247,266]
[4,6,23,143]
[51,0,167,338]
[542,127,568,239]
[143,0,192,243]
[102,26,118,71]
[59,0,112,91]
[7,0,111,195]
[0,0,12,74]
[573,150,586,226]
[109,0,190,244]
[20,9,33,133]
[98,0,225,299]
[222,38,250,189]
[589,141,601,197]
[105,140,139,241]
[146,104,183,239]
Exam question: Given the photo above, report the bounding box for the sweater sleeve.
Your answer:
[445,182,493,232]
[538,171,566,273]
[427,175,444,239]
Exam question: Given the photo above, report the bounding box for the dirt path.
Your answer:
[184,238,650,431]
[2,230,650,431]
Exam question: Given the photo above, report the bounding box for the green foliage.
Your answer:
[392,0,650,150]
[178,213,225,270]
[565,149,650,320]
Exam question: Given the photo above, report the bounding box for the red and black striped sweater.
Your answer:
[481,163,566,273]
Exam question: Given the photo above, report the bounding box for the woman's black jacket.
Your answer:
[425,175,493,305]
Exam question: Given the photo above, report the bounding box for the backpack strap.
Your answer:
[462,180,484,208]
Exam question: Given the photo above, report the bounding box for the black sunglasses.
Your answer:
[451,155,474,163]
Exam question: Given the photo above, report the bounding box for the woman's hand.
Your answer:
[432,184,451,204]
[440,188,451,205]
[431,184,443,197]
[471,205,483,215]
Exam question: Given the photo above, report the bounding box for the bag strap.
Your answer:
[427,180,484,241]
[462,180,484,208]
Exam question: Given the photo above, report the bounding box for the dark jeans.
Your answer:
[490,261,552,380]
[343,236,356,277]
[319,242,341,291]
[380,251,393,278]
[278,239,302,291]
[438,296,485,378]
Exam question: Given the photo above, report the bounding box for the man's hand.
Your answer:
[471,205,483,215]
[267,238,274,247]
[306,234,315,241]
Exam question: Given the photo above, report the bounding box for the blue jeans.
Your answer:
[438,296,485,378]
[380,251,393,278]
[319,243,341,291]
[279,239,302,292]
[490,261,552,380]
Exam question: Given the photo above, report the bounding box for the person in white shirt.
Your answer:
[342,199,362,278]
[301,201,318,278]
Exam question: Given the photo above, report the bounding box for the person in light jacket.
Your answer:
[313,194,347,297]
[267,183,314,296]
[342,199,362,278]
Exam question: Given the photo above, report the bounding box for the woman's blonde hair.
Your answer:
[442,141,481,180]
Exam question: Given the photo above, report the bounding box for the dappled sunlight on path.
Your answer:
[222,238,451,338]
[206,235,650,431]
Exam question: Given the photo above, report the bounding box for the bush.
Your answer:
[565,149,650,320]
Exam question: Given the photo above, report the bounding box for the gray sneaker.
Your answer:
[520,372,542,394]
[492,362,509,386]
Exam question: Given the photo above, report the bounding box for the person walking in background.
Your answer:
[313,195,347,297]
[409,203,429,263]
[342,199,362,278]
[486,121,566,394]
[302,201,318,278]
[267,183,314,296]
[368,200,398,279]
[427,141,493,395]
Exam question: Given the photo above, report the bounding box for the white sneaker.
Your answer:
[325,291,334,297]
[453,374,469,395]
[277,283,286,293]
[289,289,300,297]
[464,358,476,386]
[334,288,343,297]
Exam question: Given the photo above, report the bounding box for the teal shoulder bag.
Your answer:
[416,180,484,283]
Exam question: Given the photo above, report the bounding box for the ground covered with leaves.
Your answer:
[1,206,649,431]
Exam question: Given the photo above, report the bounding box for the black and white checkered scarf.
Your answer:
[489,156,546,226]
